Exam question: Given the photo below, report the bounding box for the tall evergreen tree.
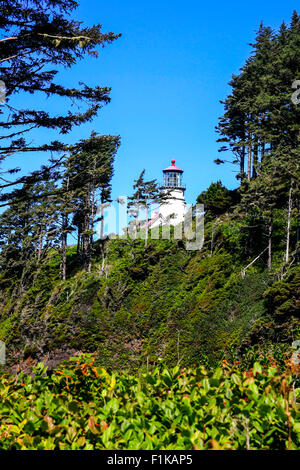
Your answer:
[0,179,60,292]
[128,169,171,245]
[66,132,120,272]
[0,0,120,198]
[216,12,300,184]
[216,11,300,270]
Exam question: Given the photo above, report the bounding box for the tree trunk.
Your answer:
[260,141,265,164]
[88,182,95,273]
[61,214,67,281]
[77,227,81,256]
[60,175,69,281]
[260,113,265,165]
[240,145,245,179]
[247,141,252,181]
[82,185,91,271]
[252,143,258,178]
[145,198,149,247]
[267,214,273,269]
[285,180,293,263]
[99,194,105,258]
[135,198,140,239]
[100,193,105,241]
[37,228,43,262]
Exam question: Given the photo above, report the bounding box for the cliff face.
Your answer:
[1,215,298,374]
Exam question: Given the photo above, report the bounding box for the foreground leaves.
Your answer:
[0,354,299,450]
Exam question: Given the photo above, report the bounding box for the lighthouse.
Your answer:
[149,159,186,228]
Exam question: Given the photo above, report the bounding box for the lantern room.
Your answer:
[162,159,185,189]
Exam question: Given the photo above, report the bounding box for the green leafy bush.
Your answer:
[0,354,298,450]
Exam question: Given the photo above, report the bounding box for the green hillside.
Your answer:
[0,205,299,373]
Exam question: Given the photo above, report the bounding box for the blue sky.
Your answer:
[3,0,299,209]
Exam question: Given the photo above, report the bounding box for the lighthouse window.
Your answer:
[169,173,177,186]
[164,172,182,187]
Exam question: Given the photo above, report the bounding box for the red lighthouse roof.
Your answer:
[163,159,183,173]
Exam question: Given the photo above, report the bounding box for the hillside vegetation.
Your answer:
[0,210,299,373]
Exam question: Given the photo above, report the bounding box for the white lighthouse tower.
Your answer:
[149,159,186,228]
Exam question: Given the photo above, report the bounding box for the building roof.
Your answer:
[140,211,160,229]
[163,159,183,173]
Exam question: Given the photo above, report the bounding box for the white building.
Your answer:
[148,159,186,229]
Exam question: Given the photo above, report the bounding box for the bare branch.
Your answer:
[37,33,94,41]
[0,36,19,42]
[0,50,32,63]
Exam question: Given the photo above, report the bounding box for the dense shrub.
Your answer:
[0,354,299,450]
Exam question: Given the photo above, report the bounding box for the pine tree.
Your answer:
[0,0,120,197]
[127,170,147,239]
[216,11,300,270]
[65,132,120,272]
[0,179,60,292]
[216,13,300,184]
[196,181,236,218]
[128,169,170,245]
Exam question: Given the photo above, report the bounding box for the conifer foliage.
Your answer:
[216,12,300,182]
[0,0,120,196]
[128,169,170,245]
[0,1,121,282]
[216,11,300,269]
